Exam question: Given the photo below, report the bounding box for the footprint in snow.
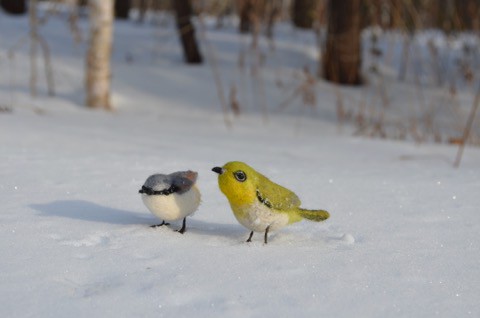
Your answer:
[50,232,110,247]
[326,233,356,245]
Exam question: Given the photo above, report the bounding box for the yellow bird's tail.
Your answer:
[297,208,330,222]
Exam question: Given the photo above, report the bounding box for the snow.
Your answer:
[1,10,480,318]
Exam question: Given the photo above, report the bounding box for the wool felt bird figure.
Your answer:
[139,170,201,234]
[212,161,329,244]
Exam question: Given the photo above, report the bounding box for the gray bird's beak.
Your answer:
[212,167,224,175]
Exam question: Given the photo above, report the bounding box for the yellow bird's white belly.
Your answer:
[141,186,201,222]
[233,201,290,232]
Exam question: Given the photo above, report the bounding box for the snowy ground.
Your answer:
[1,10,480,318]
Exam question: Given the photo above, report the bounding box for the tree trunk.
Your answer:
[265,0,281,38]
[322,0,362,85]
[238,0,254,33]
[0,0,26,15]
[430,0,454,31]
[389,0,402,29]
[114,0,131,19]
[454,0,478,30]
[172,0,203,64]
[86,0,114,109]
[292,0,318,29]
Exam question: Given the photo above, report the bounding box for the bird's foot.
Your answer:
[264,226,270,245]
[175,218,187,234]
[150,221,170,228]
[246,231,254,243]
[176,228,186,234]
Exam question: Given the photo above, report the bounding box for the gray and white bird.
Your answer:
[139,170,201,234]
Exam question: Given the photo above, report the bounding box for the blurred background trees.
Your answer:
[1,0,480,114]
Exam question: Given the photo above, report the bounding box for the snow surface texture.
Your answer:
[1,10,480,318]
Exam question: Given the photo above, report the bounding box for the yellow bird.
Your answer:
[212,161,330,244]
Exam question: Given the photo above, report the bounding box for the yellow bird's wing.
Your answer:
[256,174,301,211]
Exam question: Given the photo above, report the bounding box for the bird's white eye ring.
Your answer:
[234,170,247,182]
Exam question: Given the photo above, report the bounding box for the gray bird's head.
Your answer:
[139,170,198,195]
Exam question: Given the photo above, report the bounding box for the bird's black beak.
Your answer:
[212,167,224,175]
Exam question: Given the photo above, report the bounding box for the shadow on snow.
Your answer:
[30,200,155,225]
[29,200,246,241]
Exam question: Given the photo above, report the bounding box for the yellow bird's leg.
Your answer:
[264,226,270,244]
[246,231,254,242]
[150,220,170,228]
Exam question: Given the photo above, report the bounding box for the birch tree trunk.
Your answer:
[86,0,114,109]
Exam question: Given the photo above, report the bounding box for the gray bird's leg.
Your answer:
[246,231,254,242]
[176,217,187,234]
[264,226,270,244]
[150,221,170,228]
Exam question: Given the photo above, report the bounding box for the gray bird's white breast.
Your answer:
[141,185,201,221]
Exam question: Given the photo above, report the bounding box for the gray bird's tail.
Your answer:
[297,208,330,222]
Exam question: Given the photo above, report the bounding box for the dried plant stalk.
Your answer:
[197,14,232,128]
[29,0,39,97]
[454,87,480,168]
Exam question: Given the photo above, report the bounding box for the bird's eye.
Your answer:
[234,170,247,182]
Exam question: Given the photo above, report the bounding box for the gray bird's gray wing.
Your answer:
[169,170,198,194]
